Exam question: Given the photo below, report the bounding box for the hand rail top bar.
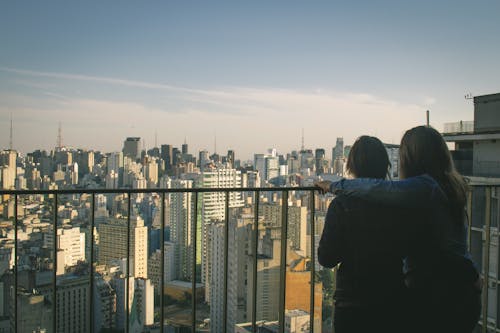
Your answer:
[0,186,318,195]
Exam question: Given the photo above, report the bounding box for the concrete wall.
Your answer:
[474,93,500,133]
[473,140,500,177]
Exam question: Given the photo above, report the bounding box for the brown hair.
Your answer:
[399,126,467,221]
[346,136,390,179]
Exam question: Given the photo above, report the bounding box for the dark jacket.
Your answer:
[318,194,418,306]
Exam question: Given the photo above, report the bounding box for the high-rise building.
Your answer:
[114,275,134,331]
[56,226,86,268]
[227,150,235,168]
[208,221,225,333]
[200,168,244,300]
[161,144,173,172]
[332,137,344,162]
[246,230,281,322]
[123,137,141,160]
[0,150,17,189]
[144,157,159,188]
[133,278,154,328]
[167,179,193,280]
[98,216,148,278]
[93,275,116,332]
[172,148,181,166]
[56,275,91,332]
[314,148,327,175]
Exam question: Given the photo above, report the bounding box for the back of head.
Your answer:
[399,126,467,212]
[346,136,390,179]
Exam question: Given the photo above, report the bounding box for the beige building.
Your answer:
[98,216,148,278]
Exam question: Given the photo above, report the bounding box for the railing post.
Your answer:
[90,193,95,333]
[223,190,230,333]
[191,191,199,333]
[53,192,58,333]
[279,190,289,333]
[252,190,260,333]
[467,188,473,252]
[482,187,492,333]
[160,192,165,333]
[309,190,316,333]
[126,193,131,333]
[14,194,18,333]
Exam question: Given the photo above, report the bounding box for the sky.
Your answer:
[1,1,499,160]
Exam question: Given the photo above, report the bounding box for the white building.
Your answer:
[200,168,244,300]
[167,179,194,280]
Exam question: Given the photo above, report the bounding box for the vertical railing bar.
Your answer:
[482,187,492,333]
[14,194,18,333]
[252,190,260,333]
[90,193,96,333]
[467,189,473,252]
[309,190,316,333]
[160,192,165,333]
[126,192,131,333]
[279,190,289,333]
[53,192,58,333]
[192,191,199,333]
[223,190,230,333]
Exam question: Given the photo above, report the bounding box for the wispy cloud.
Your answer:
[1,66,430,156]
[0,66,198,94]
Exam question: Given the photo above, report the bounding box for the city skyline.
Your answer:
[1,1,500,159]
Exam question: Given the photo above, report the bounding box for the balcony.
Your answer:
[0,183,498,333]
[443,121,474,135]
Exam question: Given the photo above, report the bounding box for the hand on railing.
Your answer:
[314,181,332,194]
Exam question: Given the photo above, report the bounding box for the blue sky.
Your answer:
[1,1,499,159]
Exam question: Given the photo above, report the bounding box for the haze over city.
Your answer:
[1,1,499,158]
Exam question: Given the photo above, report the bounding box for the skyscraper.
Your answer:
[123,137,141,160]
[160,144,173,172]
[332,137,344,162]
[98,216,148,279]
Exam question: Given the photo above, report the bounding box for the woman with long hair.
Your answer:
[316,126,481,333]
[318,136,412,333]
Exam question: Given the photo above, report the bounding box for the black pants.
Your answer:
[334,286,481,333]
[334,305,408,333]
[407,283,481,333]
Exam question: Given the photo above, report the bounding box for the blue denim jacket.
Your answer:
[329,175,477,284]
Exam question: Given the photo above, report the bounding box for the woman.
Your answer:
[318,136,412,333]
[317,126,481,333]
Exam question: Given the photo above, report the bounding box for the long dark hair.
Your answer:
[346,136,390,179]
[399,126,467,222]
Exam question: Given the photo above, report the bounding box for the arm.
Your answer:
[317,199,344,268]
[327,175,444,208]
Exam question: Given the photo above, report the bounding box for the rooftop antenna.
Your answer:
[426,110,430,127]
[57,122,63,149]
[465,93,473,100]
[9,113,13,150]
[301,128,305,151]
[214,132,217,154]
[154,131,158,148]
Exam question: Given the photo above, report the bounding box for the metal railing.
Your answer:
[1,186,318,333]
[2,183,500,333]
